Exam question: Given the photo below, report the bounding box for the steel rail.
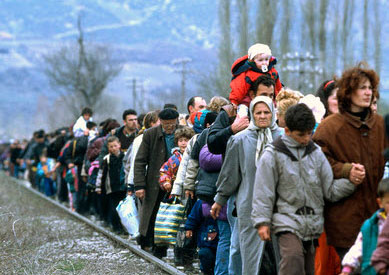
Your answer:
[14,178,186,275]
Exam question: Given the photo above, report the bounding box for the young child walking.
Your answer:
[229,43,282,115]
[96,136,126,234]
[252,103,360,275]
[341,178,389,275]
[159,126,195,194]
[185,199,218,275]
[36,153,56,196]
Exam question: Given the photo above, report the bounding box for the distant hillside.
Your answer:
[0,0,219,138]
[1,0,389,139]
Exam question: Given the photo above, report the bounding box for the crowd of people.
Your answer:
[1,42,389,275]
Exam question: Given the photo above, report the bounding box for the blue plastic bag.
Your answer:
[116,195,139,237]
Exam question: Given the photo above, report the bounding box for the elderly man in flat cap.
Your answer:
[134,108,182,258]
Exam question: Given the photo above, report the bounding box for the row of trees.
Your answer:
[41,0,385,131]
[203,0,383,97]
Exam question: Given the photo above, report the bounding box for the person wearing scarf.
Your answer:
[210,96,282,274]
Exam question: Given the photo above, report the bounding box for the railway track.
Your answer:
[4,174,195,275]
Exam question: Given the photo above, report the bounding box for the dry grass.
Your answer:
[0,173,166,275]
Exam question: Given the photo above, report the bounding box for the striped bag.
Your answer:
[154,196,185,245]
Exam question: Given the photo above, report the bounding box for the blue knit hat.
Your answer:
[191,109,210,133]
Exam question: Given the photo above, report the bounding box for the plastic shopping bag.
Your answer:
[116,195,140,237]
[154,196,185,245]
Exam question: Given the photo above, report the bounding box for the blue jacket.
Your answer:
[185,200,218,248]
[361,209,384,275]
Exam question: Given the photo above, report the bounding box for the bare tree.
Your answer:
[256,0,278,47]
[318,0,329,76]
[341,0,355,68]
[238,0,249,56]
[330,0,341,75]
[44,15,122,119]
[279,0,292,85]
[301,0,317,54]
[373,0,382,76]
[363,0,368,62]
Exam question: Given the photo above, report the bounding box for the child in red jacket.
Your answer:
[229,43,282,116]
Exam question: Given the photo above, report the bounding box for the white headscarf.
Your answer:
[247,96,276,160]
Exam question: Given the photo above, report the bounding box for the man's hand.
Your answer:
[135,189,145,200]
[210,202,222,220]
[349,163,365,185]
[231,115,249,134]
[185,190,194,199]
[96,189,102,195]
[257,225,271,241]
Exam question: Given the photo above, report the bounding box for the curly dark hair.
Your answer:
[337,62,379,113]
[174,126,195,145]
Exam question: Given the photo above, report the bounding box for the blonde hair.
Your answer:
[207,96,229,112]
[276,88,303,116]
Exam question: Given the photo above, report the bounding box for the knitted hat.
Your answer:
[299,94,326,124]
[248,43,272,60]
[159,108,179,120]
[190,109,210,133]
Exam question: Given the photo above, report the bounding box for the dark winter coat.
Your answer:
[98,126,137,165]
[64,136,88,166]
[25,140,48,165]
[47,135,68,159]
[190,128,209,160]
[207,105,236,156]
[10,147,21,164]
[185,199,218,249]
[96,152,125,195]
[134,125,181,236]
[195,144,223,203]
[86,136,105,162]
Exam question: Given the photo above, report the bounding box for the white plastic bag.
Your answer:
[116,195,140,237]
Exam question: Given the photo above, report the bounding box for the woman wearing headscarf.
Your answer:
[211,96,282,274]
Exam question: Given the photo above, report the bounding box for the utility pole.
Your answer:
[126,77,143,111]
[172,57,192,111]
[132,78,137,110]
